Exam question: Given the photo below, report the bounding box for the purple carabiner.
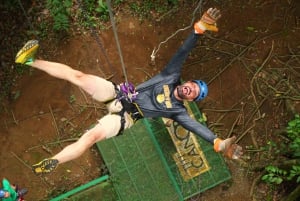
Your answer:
[119,82,138,101]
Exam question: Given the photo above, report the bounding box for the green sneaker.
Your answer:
[15,40,39,65]
[32,158,59,174]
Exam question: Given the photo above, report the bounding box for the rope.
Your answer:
[90,28,113,76]
[77,0,114,76]
[106,0,129,84]
[150,0,203,63]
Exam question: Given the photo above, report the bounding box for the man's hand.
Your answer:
[214,136,243,159]
[224,140,243,159]
[194,8,222,34]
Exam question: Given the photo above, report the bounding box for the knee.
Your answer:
[74,71,86,85]
[82,126,106,145]
[84,133,102,147]
[66,70,87,87]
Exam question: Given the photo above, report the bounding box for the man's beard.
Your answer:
[177,86,186,99]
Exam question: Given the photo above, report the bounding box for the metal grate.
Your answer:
[52,102,231,201]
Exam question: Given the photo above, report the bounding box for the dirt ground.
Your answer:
[1,0,300,201]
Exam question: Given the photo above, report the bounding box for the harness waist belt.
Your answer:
[120,99,143,122]
[114,83,143,122]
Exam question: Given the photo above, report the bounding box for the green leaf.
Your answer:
[275,177,283,184]
[246,26,255,31]
[261,175,269,181]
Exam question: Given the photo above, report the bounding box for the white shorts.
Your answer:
[98,111,134,139]
[89,78,134,138]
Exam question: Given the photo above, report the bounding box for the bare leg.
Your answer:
[30,59,116,102]
[32,113,122,174]
[53,113,122,164]
[53,122,106,163]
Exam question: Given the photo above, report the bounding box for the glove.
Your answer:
[194,8,222,34]
[214,136,243,159]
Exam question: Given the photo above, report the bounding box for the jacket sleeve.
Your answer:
[173,113,217,144]
[161,32,200,76]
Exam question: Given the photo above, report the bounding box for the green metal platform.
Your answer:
[51,102,231,201]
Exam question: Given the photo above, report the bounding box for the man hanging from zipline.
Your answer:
[15,8,243,174]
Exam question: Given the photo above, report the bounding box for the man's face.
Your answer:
[175,81,200,101]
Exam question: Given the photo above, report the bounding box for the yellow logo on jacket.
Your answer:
[156,85,172,108]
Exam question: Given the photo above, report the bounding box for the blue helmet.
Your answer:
[193,80,208,101]
[0,189,5,198]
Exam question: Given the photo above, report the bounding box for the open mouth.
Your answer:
[177,85,191,98]
[181,86,191,95]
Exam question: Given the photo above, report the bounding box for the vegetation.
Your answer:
[44,0,179,32]
[46,0,72,31]
[262,115,300,199]
[128,0,178,19]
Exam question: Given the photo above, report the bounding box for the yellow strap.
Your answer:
[133,102,144,117]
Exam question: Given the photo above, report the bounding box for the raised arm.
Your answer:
[161,8,222,76]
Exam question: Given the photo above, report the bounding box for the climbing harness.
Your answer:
[150,0,204,64]
[115,83,142,119]
[118,82,138,102]
[113,83,143,134]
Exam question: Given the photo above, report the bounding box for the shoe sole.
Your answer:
[32,158,58,174]
[15,40,39,64]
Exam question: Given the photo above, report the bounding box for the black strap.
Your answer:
[113,83,143,135]
[117,109,126,136]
